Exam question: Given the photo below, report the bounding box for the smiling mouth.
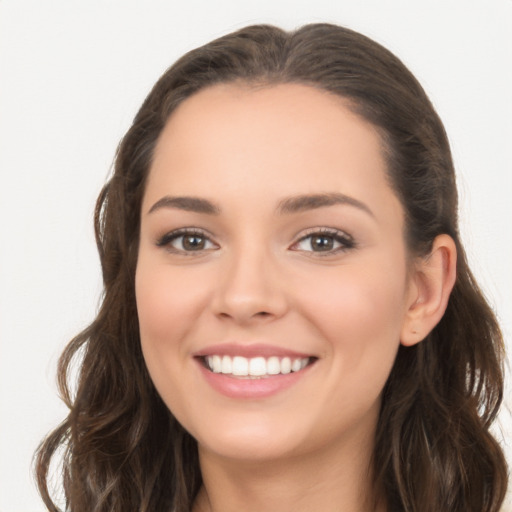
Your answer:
[199,355,316,379]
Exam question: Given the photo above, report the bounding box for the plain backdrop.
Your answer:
[1,1,511,510]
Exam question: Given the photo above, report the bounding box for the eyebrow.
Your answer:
[148,196,220,215]
[147,192,374,218]
[277,192,375,217]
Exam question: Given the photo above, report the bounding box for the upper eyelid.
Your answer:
[290,227,356,254]
[294,226,353,241]
[155,226,354,248]
[156,226,212,240]
[155,227,218,248]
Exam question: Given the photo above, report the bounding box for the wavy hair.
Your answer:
[35,23,508,511]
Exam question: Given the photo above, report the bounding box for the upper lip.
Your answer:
[193,343,314,359]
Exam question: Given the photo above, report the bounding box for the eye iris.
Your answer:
[183,235,205,250]
[311,235,334,251]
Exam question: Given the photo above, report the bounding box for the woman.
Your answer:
[35,23,508,512]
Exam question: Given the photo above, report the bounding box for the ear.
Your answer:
[400,234,457,347]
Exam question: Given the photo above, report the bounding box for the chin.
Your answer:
[191,415,309,463]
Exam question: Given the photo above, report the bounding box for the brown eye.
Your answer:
[182,234,206,251]
[156,229,218,253]
[291,229,355,254]
[310,235,335,251]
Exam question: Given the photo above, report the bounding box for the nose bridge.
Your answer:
[213,236,286,322]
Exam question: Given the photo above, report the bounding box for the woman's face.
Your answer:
[136,83,416,462]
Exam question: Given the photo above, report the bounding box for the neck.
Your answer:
[192,429,386,512]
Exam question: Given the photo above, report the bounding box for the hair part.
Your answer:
[35,23,507,512]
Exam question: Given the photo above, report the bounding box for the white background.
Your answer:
[1,1,511,510]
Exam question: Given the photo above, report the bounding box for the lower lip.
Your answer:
[196,360,314,399]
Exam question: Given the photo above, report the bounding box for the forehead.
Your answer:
[145,83,401,227]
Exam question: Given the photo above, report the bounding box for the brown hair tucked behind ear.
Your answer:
[34,23,508,512]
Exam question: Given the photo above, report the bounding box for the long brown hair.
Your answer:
[34,23,508,511]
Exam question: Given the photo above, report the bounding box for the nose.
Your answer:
[211,244,288,325]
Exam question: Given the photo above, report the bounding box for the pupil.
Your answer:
[183,235,204,250]
[312,236,333,251]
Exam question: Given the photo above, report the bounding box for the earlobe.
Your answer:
[400,234,457,347]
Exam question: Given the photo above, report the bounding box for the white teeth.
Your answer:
[221,355,232,374]
[249,357,266,376]
[267,356,281,375]
[211,355,222,373]
[204,355,311,377]
[232,356,249,376]
[291,358,302,372]
[281,357,291,374]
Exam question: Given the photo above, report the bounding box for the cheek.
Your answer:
[296,259,408,384]
[135,262,210,418]
[302,262,406,335]
[135,262,208,349]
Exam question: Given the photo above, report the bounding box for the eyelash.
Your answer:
[155,227,355,256]
[156,228,217,255]
[291,227,355,256]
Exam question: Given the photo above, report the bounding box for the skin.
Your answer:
[135,83,456,512]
